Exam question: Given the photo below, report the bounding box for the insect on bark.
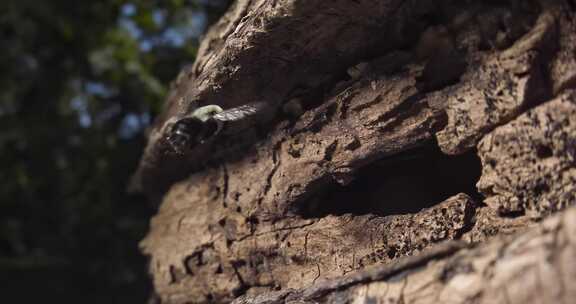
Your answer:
[162,102,267,154]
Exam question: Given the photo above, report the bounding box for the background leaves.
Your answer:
[0,0,229,302]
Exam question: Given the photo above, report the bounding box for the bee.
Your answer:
[163,102,266,154]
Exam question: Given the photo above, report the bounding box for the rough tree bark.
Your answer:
[133,0,576,303]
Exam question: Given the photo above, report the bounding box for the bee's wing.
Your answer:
[212,102,266,122]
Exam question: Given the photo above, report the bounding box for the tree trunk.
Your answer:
[133,0,576,303]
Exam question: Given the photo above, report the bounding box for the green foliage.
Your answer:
[0,0,229,302]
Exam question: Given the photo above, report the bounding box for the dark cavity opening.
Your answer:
[298,144,483,218]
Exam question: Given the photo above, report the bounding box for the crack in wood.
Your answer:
[262,141,283,198]
[351,93,384,113]
[222,164,230,208]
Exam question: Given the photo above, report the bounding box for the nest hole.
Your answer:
[298,144,483,218]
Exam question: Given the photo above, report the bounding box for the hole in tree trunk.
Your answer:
[298,144,483,218]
